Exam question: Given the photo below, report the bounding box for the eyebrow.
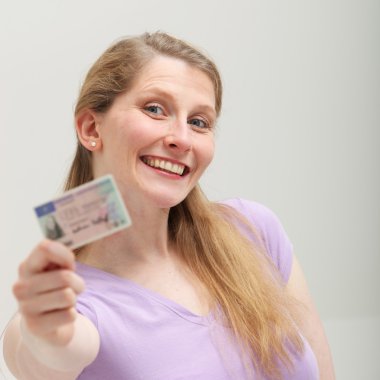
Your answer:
[139,86,217,118]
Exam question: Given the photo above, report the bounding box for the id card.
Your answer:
[34,175,131,249]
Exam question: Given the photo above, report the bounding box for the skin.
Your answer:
[74,56,217,312]
[4,55,335,379]
[83,55,216,209]
[4,57,217,379]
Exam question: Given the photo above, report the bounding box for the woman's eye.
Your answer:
[144,105,164,115]
[188,118,209,130]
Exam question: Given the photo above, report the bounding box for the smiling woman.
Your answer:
[3,32,335,380]
[77,55,216,209]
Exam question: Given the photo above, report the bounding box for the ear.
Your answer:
[75,109,103,151]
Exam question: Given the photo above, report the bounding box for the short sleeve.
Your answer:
[76,296,98,327]
[75,264,99,328]
[220,198,294,283]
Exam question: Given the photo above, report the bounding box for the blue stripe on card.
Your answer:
[35,202,56,217]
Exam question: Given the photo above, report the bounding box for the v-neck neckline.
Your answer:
[75,261,216,326]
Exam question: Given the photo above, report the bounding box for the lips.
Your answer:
[141,156,189,176]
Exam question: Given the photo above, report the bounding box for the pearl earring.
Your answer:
[90,141,97,147]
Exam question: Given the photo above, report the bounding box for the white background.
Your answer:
[1,0,379,379]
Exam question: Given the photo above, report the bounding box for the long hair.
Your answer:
[65,32,303,378]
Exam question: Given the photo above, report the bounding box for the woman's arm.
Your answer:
[3,312,100,380]
[286,255,336,380]
[3,240,100,379]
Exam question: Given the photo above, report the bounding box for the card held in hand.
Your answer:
[34,175,132,249]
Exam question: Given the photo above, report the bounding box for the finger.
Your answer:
[19,287,77,316]
[13,270,85,300]
[24,307,77,337]
[20,240,75,278]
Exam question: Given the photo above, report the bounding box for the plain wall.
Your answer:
[1,0,379,378]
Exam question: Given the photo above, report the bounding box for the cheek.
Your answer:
[123,117,161,145]
[199,138,215,168]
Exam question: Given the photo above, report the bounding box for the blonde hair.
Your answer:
[65,32,303,378]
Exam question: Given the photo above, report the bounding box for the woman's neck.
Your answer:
[75,201,175,274]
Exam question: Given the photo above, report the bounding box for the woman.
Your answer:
[3,32,335,379]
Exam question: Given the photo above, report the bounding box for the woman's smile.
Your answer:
[140,155,190,177]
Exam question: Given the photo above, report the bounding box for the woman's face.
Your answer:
[93,55,216,209]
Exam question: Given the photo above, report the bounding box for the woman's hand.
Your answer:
[13,240,85,346]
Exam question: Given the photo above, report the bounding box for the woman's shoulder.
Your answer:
[219,198,277,222]
[217,198,294,283]
[218,198,287,237]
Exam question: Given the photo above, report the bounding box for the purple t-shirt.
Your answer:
[75,199,319,379]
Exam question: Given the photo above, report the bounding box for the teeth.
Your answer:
[142,157,186,175]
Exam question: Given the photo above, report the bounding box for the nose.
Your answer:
[163,119,192,153]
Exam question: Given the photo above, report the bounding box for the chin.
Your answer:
[145,188,189,209]
[155,195,188,209]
